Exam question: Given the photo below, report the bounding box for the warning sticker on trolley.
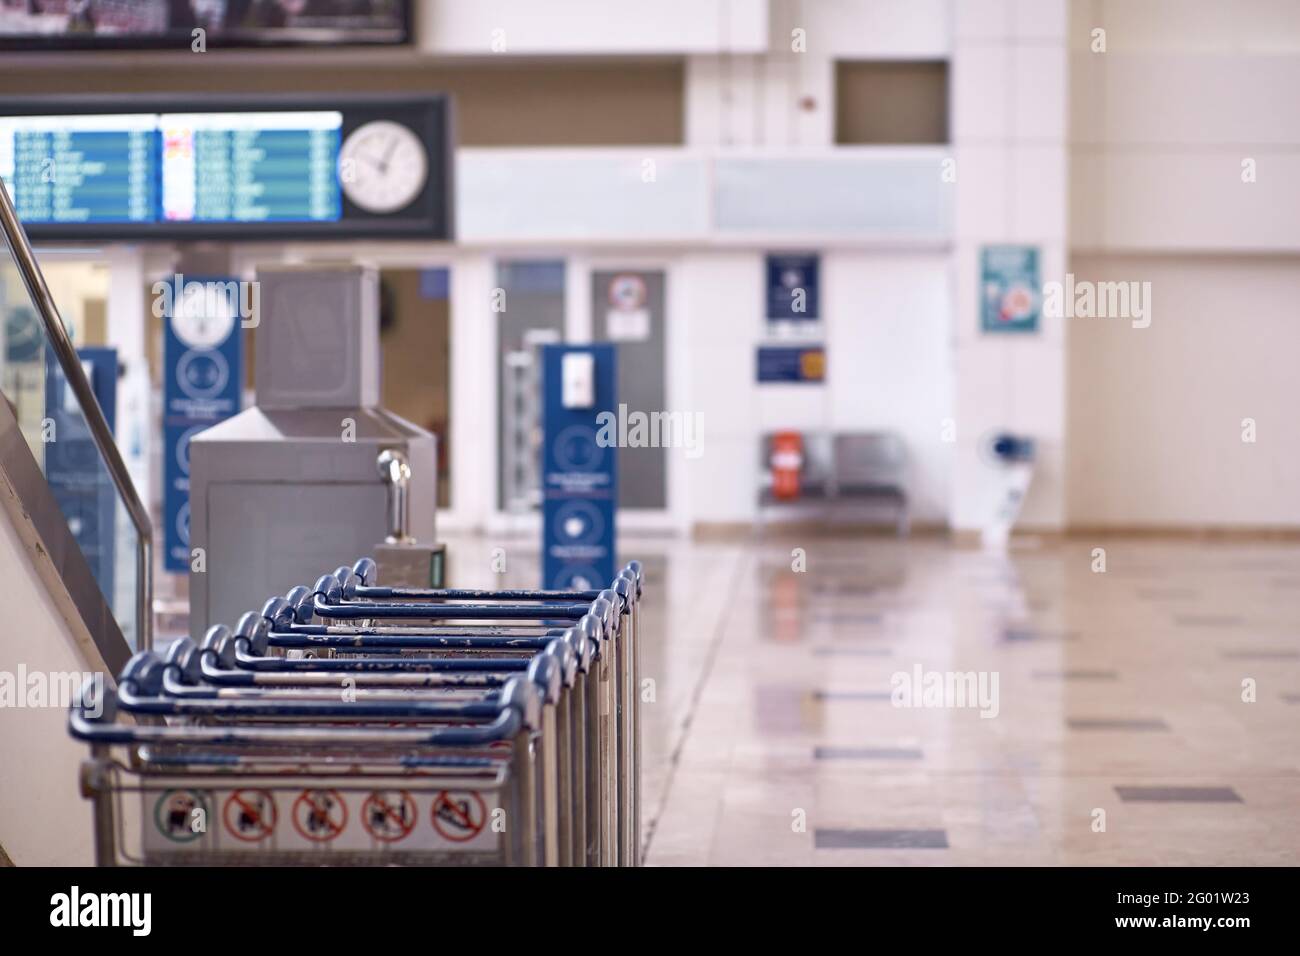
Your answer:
[144,789,212,851]
[292,789,349,844]
[143,782,505,856]
[223,789,278,843]
[430,790,495,849]
[361,790,418,843]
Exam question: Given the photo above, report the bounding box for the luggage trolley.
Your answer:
[300,561,641,866]
[234,573,616,866]
[320,557,644,866]
[196,621,588,865]
[71,657,543,866]
[70,560,644,867]
[73,609,582,866]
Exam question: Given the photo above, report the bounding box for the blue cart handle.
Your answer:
[179,634,520,692]
[171,636,571,708]
[202,626,541,677]
[115,651,545,723]
[208,624,589,686]
[229,609,564,657]
[313,592,593,622]
[308,574,623,625]
[345,557,641,602]
[69,682,525,748]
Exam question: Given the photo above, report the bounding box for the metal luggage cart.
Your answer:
[71,664,542,867]
[185,619,581,867]
[203,614,595,866]
[309,558,644,866]
[70,559,644,868]
[251,571,627,865]
[119,618,576,866]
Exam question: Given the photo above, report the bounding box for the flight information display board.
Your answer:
[1,114,157,224]
[0,96,451,240]
[159,112,341,223]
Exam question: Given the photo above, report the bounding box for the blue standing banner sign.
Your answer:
[162,276,243,573]
[541,344,617,591]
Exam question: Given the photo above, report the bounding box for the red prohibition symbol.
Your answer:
[431,790,488,842]
[293,789,348,843]
[223,789,277,842]
[361,790,417,843]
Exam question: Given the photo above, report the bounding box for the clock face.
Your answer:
[173,286,236,349]
[338,120,428,214]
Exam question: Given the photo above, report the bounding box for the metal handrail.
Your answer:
[0,177,153,648]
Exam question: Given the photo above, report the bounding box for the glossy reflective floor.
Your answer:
[446,533,1300,866]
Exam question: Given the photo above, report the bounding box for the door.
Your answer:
[591,269,667,510]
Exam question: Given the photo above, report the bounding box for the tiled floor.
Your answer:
[444,532,1300,866]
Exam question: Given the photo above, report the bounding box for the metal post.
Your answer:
[514,730,539,866]
[616,612,631,865]
[541,702,559,867]
[570,678,587,866]
[584,666,602,866]
[376,448,415,545]
[554,695,572,866]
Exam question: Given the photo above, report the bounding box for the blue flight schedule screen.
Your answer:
[3,117,156,224]
[161,112,341,223]
[0,110,344,227]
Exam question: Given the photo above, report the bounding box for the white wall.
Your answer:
[687,0,950,149]
[824,252,952,523]
[679,253,762,524]
[1071,0,1300,252]
[0,482,112,865]
[679,249,952,528]
[418,0,769,55]
[1067,0,1300,528]
[1067,256,1300,528]
[950,0,1070,531]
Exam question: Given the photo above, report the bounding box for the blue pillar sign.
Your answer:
[541,344,617,591]
[980,245,1041,333]
[766,253,820,320]
[756,345,826,384]
[163,276,242,573]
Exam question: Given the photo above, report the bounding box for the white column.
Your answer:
[445,251,496,532]
[104,244,151,508]
[950,0,1069,533]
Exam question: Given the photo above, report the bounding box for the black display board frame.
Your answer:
[0,93,453,241]
[0,4,412,52]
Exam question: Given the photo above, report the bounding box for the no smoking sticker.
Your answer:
[223,789,276,842]
[293,789,348,843]
[361,790,417,843]
[431,790,487,842]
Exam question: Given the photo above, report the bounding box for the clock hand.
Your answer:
[377,134,401,173]
[352,150,385,172]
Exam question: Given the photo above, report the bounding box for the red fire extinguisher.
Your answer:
[770,431,804,500]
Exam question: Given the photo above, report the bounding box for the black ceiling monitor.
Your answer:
[0,94,453,241]
[0,1,411,50]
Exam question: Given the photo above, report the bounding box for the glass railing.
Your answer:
[0,177,151,651]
